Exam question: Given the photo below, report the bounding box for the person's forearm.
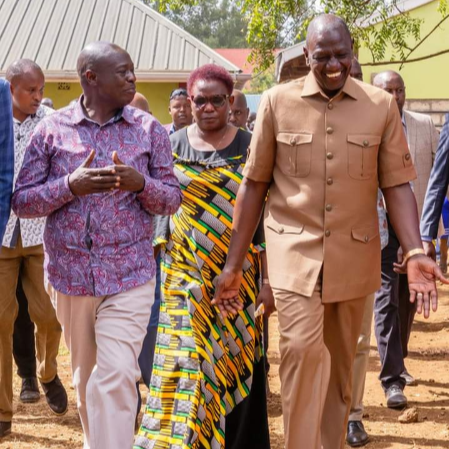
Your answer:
[226,177,269,272]
[137,174,182,216]
[260,250,269,280]
[383,183,422,253]
[13,175,75,218]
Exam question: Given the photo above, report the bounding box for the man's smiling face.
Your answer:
[304,24,353,98]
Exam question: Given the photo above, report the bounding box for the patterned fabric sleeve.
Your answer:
[0,79,14,242]
[136,121,182,216]
[12,126,75,218]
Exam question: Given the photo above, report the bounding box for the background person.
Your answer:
[372,71,440,409]
[0,78,14,246]
[135,64,272,449]
[0,60,68,440]
[164,87,193,135]
[130,92,151,114]
[0,77,14,438]
[41,97,54,109]
[421,114,449,266]
[12,42,182,449]
[247,111,256,131]
[229,89,250,129]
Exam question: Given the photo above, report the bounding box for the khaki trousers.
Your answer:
[47,279,155,449]
[274,282,366,449]
[349,294,375,422]
[0,239,61,421]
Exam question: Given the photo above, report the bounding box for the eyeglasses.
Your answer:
[190,94,230,110]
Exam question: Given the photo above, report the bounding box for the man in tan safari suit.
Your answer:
[213,14,447,449]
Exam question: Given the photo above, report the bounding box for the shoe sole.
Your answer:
[20,396,41,404]
[387,401,407,409]
[48,406,68,416]
[347,438,370,448]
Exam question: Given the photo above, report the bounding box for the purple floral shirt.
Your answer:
[12,100,182,297]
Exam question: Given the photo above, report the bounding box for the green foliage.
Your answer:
[243,65,276,94]
[144,0,249,48]
[142,0,448,71]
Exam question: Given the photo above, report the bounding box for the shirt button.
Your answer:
[364,235,369,242]
[363,140,369,147]
[328,103,334,110]
[405,153,411,160]
[279,227,284,234]
[325,230,331,237]
[290,138,296,146]
[326,152,333,160]
[326,127,334,134]
[327,177,333,185]
[326,204,332,212]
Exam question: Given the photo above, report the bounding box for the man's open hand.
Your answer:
[406,255,449,318]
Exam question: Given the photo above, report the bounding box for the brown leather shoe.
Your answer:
[20,377,40,403]
[40,375,68,416]
[0,421,11,438]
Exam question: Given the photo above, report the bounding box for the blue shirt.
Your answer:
[0,79,14,243]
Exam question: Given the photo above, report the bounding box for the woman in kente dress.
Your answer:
[135,64,273,449]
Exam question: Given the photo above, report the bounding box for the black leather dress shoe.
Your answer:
[20,377,40,403]
[41,375,68,415]
[386,385,408,409]
[346,421,369,447]
[0,421,11,438]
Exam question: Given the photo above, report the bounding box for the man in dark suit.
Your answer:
[0,78,14,245]
[421,115,449,259]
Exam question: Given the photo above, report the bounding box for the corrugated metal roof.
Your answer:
[0,0,248,82]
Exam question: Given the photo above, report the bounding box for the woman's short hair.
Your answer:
[187,64,234,96]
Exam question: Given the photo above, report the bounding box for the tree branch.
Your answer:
[399,13,449,68]
[361,48,449,66]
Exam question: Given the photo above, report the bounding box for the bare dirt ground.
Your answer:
[1,285,449,449]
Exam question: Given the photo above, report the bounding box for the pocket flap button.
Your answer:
[279,227,284,234]
[363,140,369,147]
[364,235,369,242]
[290,138,296,146]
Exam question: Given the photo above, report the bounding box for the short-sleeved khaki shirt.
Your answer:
[243,73,416,302]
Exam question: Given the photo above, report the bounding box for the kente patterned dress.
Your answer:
[134,128,270,449]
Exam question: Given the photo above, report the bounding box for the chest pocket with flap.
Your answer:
[347,134,381,180]
[276,133,313,178]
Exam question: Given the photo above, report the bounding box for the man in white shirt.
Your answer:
[0,59,67,439]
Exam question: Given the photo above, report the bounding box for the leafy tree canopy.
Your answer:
[143,0,449,71]
[145,0,249,48]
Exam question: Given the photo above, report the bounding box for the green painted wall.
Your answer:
[358,0,449,99]
[44,81,179,124]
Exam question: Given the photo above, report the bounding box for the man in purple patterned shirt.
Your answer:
[12,42,182,449]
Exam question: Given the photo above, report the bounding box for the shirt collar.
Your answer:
[13,105,46,125]
[72,95,135,126]
[301,72,359,101]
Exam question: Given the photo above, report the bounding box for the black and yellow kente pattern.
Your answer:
[134,154,263,449]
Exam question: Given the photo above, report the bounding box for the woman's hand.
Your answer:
[212,268,244,317]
